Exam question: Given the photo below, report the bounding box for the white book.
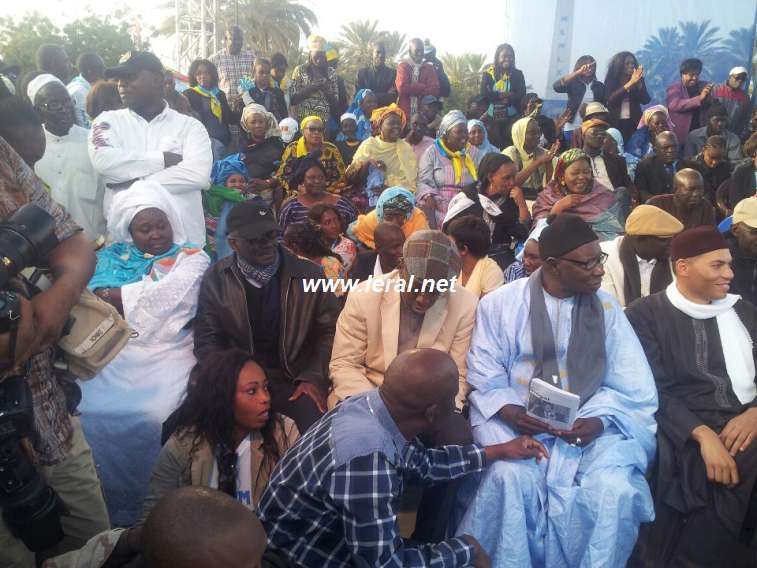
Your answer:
[526,377,580,430]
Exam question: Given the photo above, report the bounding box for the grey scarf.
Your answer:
[528,268,607,405]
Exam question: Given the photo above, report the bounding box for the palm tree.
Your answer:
[720,27,754,81]
[158,0,316,58]
[440,52,486,111]
[379,31,406,64]
[222,0,316,55]
[636,26,683,102]
[677,20,723,78]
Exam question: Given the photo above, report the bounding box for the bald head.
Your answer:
[142,487,267,568]
[375,222,404,248]
[382,349,458,412]
[673,168,705,210]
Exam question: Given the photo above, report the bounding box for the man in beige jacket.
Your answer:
[330,230,477,412]
[329,229,478,542]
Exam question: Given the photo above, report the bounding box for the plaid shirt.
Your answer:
[0,137,82,465]
[258,389,485,567]
[209,48,256,100]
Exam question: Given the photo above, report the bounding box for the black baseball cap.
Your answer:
[226,200,279,239]
[105,51,164,79]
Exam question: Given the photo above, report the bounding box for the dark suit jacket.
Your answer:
[634,155,677,203]
[603,152,633,190]
[183,88,232,145]
[350,250,378,283]
[552,77,606,122]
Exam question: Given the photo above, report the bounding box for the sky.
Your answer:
[3,0,509,65]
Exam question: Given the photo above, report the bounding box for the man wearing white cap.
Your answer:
[714,66,750,138]
[29,74,107,240]
[727,197,757,304]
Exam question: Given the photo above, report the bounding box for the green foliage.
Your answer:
[332,19,406,96]
[636,21,753,103]
[440,52,486,112]
[0,12,137,78]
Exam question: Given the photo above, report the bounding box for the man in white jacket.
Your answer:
[88,51,212,245]
[600,204,683,307]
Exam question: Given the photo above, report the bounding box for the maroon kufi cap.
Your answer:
[670,226,729,262]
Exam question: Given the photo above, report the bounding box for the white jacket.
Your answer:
[88,103,212,245]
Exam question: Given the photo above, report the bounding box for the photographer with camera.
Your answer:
[0,133,109,567]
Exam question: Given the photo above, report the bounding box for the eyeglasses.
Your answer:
[38,100,73,112]
[305,126,324,133]
[556,252,608,271]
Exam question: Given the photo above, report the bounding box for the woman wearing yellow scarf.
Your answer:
[183,59,232,160]
[480,44,526,148]
[345,104,418,199]
[417,110,478,228]
[502,116,560,200]
[276,115,346,195]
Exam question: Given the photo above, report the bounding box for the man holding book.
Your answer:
[456,213,659,567]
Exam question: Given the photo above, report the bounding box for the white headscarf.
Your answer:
[107,181,187,245]
[240,103,281,138]
[26,73,64,103]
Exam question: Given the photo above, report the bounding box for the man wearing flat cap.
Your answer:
[627,225,757,567]
[330,229,477,541]
[194,201,340,433]
[600,204,684,307]
[87,51,212,245]
[458,213,658,567]
[727,197,757,305]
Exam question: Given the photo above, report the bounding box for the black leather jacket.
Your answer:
[194,247,340,386]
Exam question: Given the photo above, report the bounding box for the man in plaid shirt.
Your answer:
[258,348,547,567]
[209,26,255,146]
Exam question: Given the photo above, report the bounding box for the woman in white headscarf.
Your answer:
[79,180,210,527]
[417,110,478,228]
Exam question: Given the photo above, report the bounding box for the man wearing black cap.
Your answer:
[87,51,212,245]
[194,201,340,432]
[627,226,757,567]
[457,213,658,567]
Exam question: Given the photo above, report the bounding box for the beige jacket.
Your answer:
[140,417,299,522]
[328,270,478,410]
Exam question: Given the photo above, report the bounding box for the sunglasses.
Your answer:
[305,126,325,133]
[555,252,608,271]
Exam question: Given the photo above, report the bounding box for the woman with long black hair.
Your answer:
[604,51,650,143]
[141,349,298,518]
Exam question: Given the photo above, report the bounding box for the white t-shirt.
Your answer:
[636,256,656,298]
[208,435,254,509]
[589,154,613,191]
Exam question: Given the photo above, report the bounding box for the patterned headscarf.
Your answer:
[639,104,674,130]
[402,229,462,283]
[240,103,280,138]
[553,148,590,183]
[437,110,467,139]
[211,153,249,186]
[370,104,407,133]
[376,186,415,222]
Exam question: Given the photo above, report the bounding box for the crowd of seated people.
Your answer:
[0,24,755,568]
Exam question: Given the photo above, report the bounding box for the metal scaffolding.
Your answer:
[174,0,219,73]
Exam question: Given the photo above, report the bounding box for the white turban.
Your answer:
[26,73,64,103]
[240,103,281,138]
[107,181,187,245]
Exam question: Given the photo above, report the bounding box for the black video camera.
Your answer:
[0,203,67,552]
